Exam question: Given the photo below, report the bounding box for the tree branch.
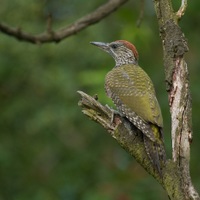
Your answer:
[77,91,162,182]
[176,0,187,20]
[0,0,128,44]
[77,0,200,198]
[153,0,199,199]
[78,91,190,200]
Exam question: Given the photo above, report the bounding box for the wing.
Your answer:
[105,64,163,141]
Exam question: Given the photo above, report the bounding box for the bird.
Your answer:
[90,40,166,176]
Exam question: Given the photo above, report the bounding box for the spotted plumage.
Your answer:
[105,64,163,142]
[90,40,166,177]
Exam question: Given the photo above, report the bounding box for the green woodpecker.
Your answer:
[90,40,166,176]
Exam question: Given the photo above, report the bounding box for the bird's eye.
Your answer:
[110,44,118,49]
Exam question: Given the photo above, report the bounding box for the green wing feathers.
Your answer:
[105,64,166,176]
[105,64,163,128]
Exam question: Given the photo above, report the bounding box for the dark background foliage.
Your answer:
[0,1,199,199]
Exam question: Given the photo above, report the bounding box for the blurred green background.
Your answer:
[0,0,199,199]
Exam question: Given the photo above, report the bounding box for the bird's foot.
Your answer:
[105,104,123,124]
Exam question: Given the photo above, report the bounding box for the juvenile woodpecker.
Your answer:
[90,40,166,176]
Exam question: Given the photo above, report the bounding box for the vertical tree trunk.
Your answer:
[77,0,200,199]
[153,0,199,199]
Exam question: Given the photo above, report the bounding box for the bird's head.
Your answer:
[90,40,139,67]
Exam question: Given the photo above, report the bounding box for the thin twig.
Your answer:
[0,0,128,44]
[46,13,53,34]
[176,0,187,19]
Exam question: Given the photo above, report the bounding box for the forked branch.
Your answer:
[153,0,199,199]
[78,91,188,200]
[0,0,128,44]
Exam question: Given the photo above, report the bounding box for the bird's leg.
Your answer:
[106,105,138,138]
[105,104,124,124]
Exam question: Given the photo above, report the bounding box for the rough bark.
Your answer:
[153,0,199,199]
[78,91,186,199]
[78,0,200,199]
[1,0,198,199]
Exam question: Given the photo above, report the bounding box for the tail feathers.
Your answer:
[143,135,166,177]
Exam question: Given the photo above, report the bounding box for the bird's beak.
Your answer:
[90,41,109,52]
